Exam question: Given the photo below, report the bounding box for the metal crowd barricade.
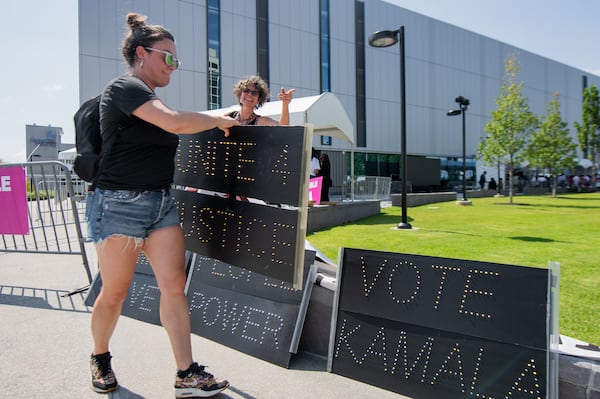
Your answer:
[0,161,93,284]
[342,175,392,201]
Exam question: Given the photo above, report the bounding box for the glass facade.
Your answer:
[347,152,400,178]
[354,0,366,148]
[319,0,330,92]
[345,153,476,190]
[319,0,332,145]
[440,157,476,189]
[257,0,269,81]
[207,0,221,109]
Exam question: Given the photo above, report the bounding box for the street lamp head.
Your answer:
[447,109,461,116]
[455,96,470,106]
[368,29,399,48]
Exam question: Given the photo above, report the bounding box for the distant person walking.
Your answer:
[479,171,487,190]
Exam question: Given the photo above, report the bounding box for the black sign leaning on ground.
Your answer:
[173,189,305,286]
[189,253,314,304]
[83,249,317,368]
[331,311,547,399]
[328,248,550,399]
[174,126,308,206]
[335,248,548,349]
[187,251,316,367]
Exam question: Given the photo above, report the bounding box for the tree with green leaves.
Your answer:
[526,92,577,196]
[574,85,600,183]
[479,53,538,204]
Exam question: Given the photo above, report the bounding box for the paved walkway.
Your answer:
[0,250,409,399]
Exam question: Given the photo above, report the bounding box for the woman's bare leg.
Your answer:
[91,236,142,355]
[143,225,193,370]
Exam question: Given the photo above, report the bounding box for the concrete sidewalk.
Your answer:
[0,250,408,399]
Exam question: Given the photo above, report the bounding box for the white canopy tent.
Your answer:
[202,92,356,199]
[58,147,77,161]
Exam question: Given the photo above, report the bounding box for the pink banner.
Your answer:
[309,176,323,205]
[0,167,29,234]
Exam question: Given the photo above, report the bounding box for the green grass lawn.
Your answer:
[307,192,600,346]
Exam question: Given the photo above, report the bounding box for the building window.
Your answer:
[207,0,221,109]
[320,0,330,92]
[440,157,476,188]
[257,0,269,81]
[355,0,366,147]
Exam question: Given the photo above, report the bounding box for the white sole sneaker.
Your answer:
[175,381,230,398]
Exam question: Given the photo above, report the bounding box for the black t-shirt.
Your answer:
[95,75,179,191]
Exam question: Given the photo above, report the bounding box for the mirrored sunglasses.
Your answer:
[144,47,181,70]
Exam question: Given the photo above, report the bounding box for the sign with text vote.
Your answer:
[329,248,552,399]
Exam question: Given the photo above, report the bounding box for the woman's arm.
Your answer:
[133,99,239,136]
[277,87,295,126]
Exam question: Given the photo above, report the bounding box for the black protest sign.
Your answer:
[329,248,549,398]
[187,251,316,367]
[189,253,313,304]
[174,126,308,206]
[331,311,547,399]
[336,248,548,348]
[84,249,317,368]
[173,189,305,287]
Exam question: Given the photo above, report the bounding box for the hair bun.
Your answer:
[126,13,147,30]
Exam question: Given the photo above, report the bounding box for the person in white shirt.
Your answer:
[310,148,320,178]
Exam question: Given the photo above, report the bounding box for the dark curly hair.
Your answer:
[121,13,175,67]
[233,75,271,109]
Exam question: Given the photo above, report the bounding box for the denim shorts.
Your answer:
[86,188,180,243]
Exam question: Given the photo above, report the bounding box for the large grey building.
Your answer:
[78,0,600,193]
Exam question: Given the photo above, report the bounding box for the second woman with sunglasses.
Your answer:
[230,75,295,125]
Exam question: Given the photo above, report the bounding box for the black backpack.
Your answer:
[73,95,102,182]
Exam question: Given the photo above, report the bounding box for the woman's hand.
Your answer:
[278,87,295,105]
[277,88,295,125]
[218,115,239,137]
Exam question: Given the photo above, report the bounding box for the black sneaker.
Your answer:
[174,362,229,398]
[90,352,119,393]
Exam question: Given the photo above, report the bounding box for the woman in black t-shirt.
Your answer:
[86,13,237,398]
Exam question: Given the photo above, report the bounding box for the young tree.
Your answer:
[574,85,600,184]
[480,53,538,204]
[527,92,577,196]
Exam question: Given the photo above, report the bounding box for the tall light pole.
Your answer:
[447,96,470,203]
[369,27,411,229]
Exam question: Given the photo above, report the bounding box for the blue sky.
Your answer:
[1,0,599,163]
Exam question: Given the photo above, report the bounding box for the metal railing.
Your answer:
[0,161,92,283]
[342,175,392,201]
